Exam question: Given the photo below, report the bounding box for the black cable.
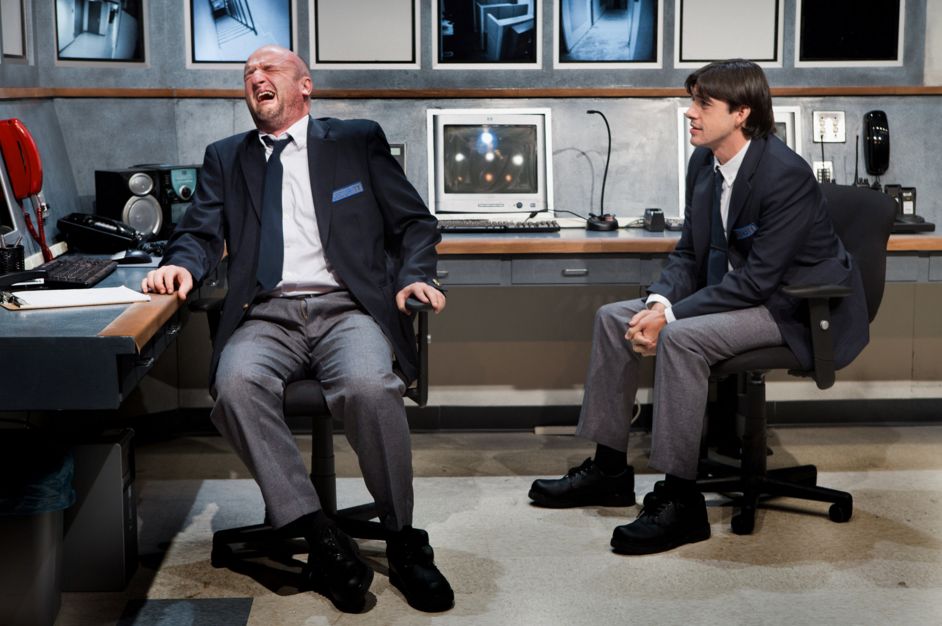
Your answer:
[586,110,611,217]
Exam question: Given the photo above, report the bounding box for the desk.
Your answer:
[435,229,942,286]
[0,266,185,411]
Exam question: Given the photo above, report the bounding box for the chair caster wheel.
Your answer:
[731,508,755,535]
[211,544,233,568]
[828,500,853,523]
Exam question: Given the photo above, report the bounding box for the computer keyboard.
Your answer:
[36,255,118,289]
[438,219,561,233]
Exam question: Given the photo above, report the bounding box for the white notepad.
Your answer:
[5,286,150,310]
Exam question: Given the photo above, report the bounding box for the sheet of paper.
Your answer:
[5,286,150,310]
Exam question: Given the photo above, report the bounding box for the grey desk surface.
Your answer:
[0,265,185,411]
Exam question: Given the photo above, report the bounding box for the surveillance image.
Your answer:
[559,0,657,63]
[439,0,537,64]
[55,0,145,62]
[190,0,292,64]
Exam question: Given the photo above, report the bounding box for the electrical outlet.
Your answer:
[813,160,834,183]
[812,111,846,143]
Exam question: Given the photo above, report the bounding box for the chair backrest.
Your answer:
[820,184,896,323]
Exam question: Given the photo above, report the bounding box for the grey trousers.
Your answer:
[575,298,784,479]
[210,291,413,530]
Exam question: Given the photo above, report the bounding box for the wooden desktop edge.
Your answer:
[437,234,942,255]
[98,293,182,352]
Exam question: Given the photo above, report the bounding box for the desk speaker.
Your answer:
[95,165,198,239]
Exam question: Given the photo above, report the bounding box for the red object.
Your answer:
[0,118,52,261]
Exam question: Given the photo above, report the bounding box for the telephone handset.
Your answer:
[863,111,890,177]
[57,212,143,253]
[0,118,53,261]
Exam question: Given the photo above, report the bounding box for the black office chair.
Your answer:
[192,296,431,567]
[697,184,896,535]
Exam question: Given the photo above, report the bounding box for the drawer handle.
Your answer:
[436,270,449,279]
[562,268,589,277]
[135,356,155,368]
[167,323,181,336]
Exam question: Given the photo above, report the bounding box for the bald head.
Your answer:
[243,45,313,136]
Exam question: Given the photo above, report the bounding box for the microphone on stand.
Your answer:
[586,110,619,231]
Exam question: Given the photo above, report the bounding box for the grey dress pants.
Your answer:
[210,290,413,530]
[575,298,783,479]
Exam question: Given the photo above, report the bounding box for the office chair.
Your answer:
[192,295,431,566]
[697,184,896,535]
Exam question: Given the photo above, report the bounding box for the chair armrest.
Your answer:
[405,297,431,408]
[782,283,851,390]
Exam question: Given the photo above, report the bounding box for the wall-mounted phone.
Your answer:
[863,110,890,178]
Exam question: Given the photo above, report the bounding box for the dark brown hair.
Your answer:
[684,59,775,139]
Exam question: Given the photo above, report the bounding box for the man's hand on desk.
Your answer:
[396,281,446,315]
[141,265,193,300]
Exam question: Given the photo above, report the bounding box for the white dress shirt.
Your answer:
[259,115,343,296]
[647,140,751,322]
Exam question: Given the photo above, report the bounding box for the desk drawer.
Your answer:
[929,255,942,282]
[436,259,504,285]
[511,257,640,284]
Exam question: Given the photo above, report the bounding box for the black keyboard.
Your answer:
[438,219,561,233]
[36,255,118,288]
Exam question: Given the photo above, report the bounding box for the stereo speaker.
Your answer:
[95,166,198,239]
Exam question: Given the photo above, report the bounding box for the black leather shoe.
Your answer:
[610,489,710,555]
[387,527,454,612]
[529,458,635,508]
[304,523,373,612]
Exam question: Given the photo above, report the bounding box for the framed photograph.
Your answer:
[433,0,540,69]
[55,0,146,64]
[675,0,782,68]
[554,0,661,68]
[675,105,802,216]
[796,0,904,68]
[186,0,296,68]
[311,0,419,69]
[2,0,28,59]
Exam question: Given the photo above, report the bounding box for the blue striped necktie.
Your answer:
[706,167,728,286]
[257,136,291,290]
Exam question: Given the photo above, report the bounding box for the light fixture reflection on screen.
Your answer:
[484,152,495,162]
[455,153,465,162]
[512,154,524,166]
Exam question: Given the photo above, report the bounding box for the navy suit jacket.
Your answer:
[162,117,440,386]
[647,135,869,370]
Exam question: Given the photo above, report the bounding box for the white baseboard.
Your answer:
[24,241,68,269]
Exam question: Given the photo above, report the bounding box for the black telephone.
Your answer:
[57,212,143,253]
[863,111,890,177]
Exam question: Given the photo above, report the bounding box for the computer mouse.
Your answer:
[586,214,619,231]
[116,249,152,264]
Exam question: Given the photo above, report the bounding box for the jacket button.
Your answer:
[242,303,249,310]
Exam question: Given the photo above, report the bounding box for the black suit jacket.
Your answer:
[648,135,869,370]
[163,117,440,385]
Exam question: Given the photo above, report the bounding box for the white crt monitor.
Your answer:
[426,108,554,219]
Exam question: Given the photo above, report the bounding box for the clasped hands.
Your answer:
[626,303,667,357]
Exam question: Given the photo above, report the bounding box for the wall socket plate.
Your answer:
[812,111,846,143]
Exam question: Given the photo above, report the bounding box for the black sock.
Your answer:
[594,443,628,475]
[664,474,699,499]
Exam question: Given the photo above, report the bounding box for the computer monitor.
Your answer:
[426,108,554,219]
[0,148,22,246]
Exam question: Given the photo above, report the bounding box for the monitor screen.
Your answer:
[428,108,553,217]
[0,149,21,246]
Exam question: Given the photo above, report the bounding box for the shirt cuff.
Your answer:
[645,293,675,324]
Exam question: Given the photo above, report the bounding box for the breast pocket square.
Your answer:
[733,223,758,240]
[332,181,364,203]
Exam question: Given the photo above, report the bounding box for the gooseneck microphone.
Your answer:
[585,110,619,231]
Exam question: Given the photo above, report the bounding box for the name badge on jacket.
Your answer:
[733,222,758,240]
[332,181,364,203]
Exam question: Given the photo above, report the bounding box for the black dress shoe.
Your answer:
[610,489,710,555]
[304,523,373,612]
[387,526,454,612]
[529,458,635,508]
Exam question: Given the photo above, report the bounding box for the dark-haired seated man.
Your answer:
[530,59,868,554]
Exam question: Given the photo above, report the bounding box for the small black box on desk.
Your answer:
[644,208,665,232]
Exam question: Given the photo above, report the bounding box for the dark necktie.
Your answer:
[706,167,728,286]
[257,136,291,290]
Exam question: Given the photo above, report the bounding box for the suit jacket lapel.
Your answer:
[727,136,765,232]
[238,133,265,221]
[692,159,714,257]
[308,118,337,245]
